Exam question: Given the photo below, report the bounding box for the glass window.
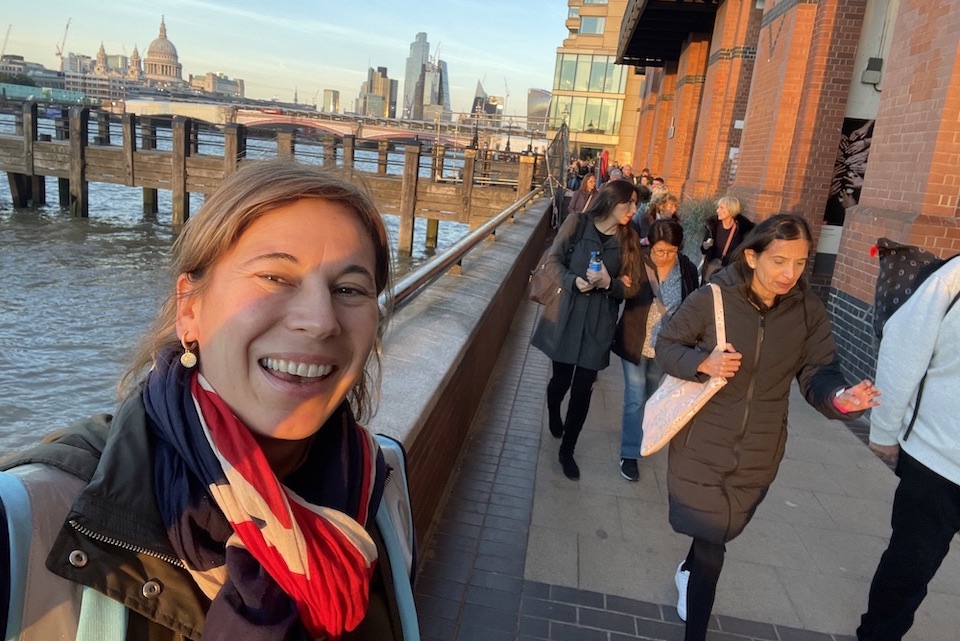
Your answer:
[570,97,587,133]
[557,54,576,91]
[598,98,622,135]
[613,63,628,94]
[549,95,572,129]
[568,7,579,18]
[583,0,608,4]
[589,56,609,92]
[583,99,603,134]
[580,16,605,35]
[575,55,592,91]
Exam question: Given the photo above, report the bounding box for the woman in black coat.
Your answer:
[700,195,755,284]
[531,180,643,480]
[655,214,881,641]
[611,219,698,482]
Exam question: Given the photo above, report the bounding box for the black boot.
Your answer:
[546,379,566,439]
[558,444,580,480]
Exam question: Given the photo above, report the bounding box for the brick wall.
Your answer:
[686,0,763,198]
[663,34,711,191]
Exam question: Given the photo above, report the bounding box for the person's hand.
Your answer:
[869,441,899,465]
[834,379,881,413]
[702,238,714,250]
[697,343,741,378]
[585,261,611,289]
[575,276,594,292]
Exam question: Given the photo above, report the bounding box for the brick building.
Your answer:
[617,0,960,383]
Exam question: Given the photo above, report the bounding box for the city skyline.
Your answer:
[3,0,567,115]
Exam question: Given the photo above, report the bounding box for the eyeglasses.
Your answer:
[651,248,679,258]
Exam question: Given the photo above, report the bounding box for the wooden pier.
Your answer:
[0,101,544,255]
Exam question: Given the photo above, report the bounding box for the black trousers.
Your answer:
[547,361,597,453]
[857,452,960,641]
[683,539,726,641]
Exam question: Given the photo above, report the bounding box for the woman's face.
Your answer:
[612,193,639,226]
[716,202,732,222]
[585,175,596,191]
[745,238,810,305]
[660,201,677,218]
[176,199,379,441]
[650,241,680,269]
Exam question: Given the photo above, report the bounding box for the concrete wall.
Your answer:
[368,196,554,542]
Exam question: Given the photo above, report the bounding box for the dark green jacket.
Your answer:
[1,394,404,640]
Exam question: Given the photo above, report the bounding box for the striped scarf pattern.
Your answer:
[143,350,385,640]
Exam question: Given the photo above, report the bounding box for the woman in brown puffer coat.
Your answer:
[654,214,881,641]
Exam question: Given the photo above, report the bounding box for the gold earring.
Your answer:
[180,332,198,369]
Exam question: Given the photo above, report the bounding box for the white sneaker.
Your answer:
[675,561,690,621]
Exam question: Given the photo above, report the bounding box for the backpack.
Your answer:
[0,434,419,641]
[872,238,959,339]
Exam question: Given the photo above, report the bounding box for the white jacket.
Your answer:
[870,258,960,485]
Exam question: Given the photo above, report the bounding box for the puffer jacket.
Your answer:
[531,212,628,371]
[655,266,860,544]
[0,394,405,640]
[612,249,700,365]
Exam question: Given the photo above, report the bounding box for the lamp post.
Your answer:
[505,116,512,153]
[434,112,441,148]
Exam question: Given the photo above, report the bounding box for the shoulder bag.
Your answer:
[640,283,727,456]
[528,214,584,306]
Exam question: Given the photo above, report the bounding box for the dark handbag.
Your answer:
[528,214,585,306]
[528,249,564,306]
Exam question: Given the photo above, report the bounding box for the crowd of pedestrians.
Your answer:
[539,154,944,641]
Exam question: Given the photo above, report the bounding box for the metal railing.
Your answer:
[382,182,547,313]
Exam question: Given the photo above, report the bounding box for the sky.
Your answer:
[3,0,568,116]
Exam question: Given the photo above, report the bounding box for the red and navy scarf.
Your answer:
[142,349,386,640]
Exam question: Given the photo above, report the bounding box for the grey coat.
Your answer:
[655,266,861,544]
[531,213,627,371]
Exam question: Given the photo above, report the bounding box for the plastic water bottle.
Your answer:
[589,251,602,272]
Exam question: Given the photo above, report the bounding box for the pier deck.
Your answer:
[415,296,960,641]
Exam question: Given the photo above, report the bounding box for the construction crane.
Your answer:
[503,78,510,116]
[1,24,11,59]
[55,18,71,71]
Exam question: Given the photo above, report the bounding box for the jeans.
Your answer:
[620,356,663,459]
[857,452,960,640]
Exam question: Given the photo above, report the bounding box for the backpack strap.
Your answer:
[374,435,420,641]
[1,472,31,640]
[76,587,127,641]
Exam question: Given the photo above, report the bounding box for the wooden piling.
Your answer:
[377,140,389,175]
[342,135,355,169]
[277,128,294,158]
[517,154,535,197]
[68,106,89,217]
[397,143,422,256]
[322,134,336,168]
[461,148,477,223]
[96,111,110,145]
[141,117,158,214]
[223,123,246,176]
[171,116,190,226]
[121,113,136,186]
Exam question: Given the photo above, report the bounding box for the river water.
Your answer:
[0,114,467,453]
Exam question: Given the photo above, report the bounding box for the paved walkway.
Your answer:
[413,296,960,641]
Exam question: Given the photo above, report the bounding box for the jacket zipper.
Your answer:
[69,519,187,568]
[723,314,765,541]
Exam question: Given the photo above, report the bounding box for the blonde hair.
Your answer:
[119,159,392,422]
[716,195,742,217]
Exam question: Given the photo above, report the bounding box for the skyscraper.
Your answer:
[403,32,430,119]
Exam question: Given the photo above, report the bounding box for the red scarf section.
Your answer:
[192,376,379,639]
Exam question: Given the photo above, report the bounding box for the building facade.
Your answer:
[617,0,960,385]
[549,0,641,162]
[357,66,397,118]
[403,33,431,119]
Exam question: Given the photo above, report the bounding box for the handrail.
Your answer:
[381,181,548,313]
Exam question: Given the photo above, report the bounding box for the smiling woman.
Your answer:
[0,160,419,640]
